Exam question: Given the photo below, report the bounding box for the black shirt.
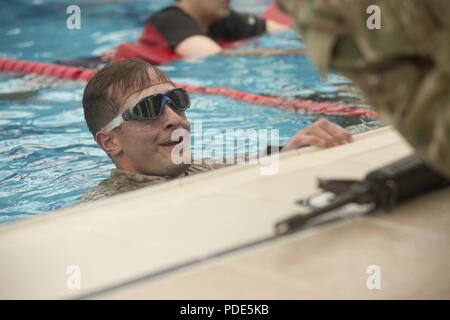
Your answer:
[147,6,267,50]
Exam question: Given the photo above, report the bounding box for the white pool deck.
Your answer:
[0,126,449,299]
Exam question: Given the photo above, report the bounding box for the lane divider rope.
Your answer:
[0,57,378,118]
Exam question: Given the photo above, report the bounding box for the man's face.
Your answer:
[192,0,231,21]
[113,81,191,177]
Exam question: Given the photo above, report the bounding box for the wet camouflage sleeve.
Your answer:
[77,162,228,204]
[278,0,450,178]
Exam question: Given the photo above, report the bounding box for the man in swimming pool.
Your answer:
[112,0,289,63]
[79,59,353,203]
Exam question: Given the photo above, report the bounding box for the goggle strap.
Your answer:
[101,114,124,132]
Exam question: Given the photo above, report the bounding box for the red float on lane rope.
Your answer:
[0,57,378,118]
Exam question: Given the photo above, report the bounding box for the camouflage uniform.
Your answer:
[78,162,228,203]
[278,0,450,178]
[78,145,282,203]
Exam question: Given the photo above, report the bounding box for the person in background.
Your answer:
[147,0,288,58]
[79,59,353,203]
[111,0,289,63]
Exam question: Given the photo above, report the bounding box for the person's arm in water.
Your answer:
[175,18,290,59]
[234,118,352,163]
[281,118,353,152]
[266,19,290,33]
[258,119,353,159]
[175,35,223,58]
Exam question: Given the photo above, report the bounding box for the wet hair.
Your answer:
[82,59,174,137]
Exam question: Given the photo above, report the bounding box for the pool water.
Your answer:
[0,0,384,224]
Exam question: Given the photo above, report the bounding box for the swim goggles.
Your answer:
[101,88,191,132]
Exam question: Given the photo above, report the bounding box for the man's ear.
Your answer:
[95,131,122,156]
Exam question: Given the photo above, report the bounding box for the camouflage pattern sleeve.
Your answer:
[277,0,450,178]
[77,169,169,204]
[77,163,227,204]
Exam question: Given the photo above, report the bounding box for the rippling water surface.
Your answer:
[0,0,384,224]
